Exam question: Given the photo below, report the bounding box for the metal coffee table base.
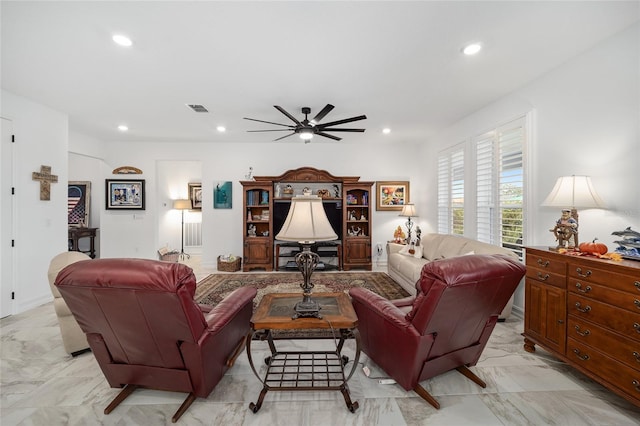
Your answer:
[246,328,360,413]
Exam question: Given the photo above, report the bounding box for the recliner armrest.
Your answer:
[391,295,415,308]
[349,287,415,331]
[204,287,257,332]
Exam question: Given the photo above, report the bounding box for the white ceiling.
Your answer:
[2,1,638,145]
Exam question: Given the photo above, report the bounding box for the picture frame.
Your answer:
[376,181,410,211]
[189,183,202,210]
[214,181,232,209]
[105,179,145,210]
[68,181,91,226]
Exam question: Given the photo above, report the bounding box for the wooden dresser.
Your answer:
[524,247,640,407]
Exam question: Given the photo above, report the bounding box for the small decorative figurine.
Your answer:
[550,209,579,249]
[248,224,256,237]
[333,184,340,198]
[275,184,281,198]
[393,225,406,243]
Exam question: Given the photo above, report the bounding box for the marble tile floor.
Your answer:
[2,258,640,425]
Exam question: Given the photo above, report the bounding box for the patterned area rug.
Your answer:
[195,272,409,310]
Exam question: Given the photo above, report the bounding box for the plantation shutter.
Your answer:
[475,116,525,258]
[437,145,465,235]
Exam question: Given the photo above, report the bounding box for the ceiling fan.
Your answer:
[244,104,366,142]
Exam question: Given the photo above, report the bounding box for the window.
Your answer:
[438,115,527,258]
[437,145,465,235]
[476,117,525,258]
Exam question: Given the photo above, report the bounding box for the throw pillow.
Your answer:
[412,245,424,258]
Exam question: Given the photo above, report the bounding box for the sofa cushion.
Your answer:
[422,234,447,261]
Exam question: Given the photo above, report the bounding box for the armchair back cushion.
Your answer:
[55,258,256,398]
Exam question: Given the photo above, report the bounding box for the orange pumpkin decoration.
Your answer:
[578,238,608,256]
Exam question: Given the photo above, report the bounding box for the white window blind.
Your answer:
[437,145,465,235]
[476,117,525,258]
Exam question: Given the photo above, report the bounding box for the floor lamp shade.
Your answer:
[172,199,191,210]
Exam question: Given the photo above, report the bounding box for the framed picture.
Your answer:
[105,179,145,210]
[189,183,202,210]
[376,181,410,211]
[68,181,91,226]
[214,181,232,209]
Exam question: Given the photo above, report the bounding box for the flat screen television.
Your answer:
[273,200,342,241]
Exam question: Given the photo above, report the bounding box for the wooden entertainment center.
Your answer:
[523,247,640,407]
[241,167,373,272]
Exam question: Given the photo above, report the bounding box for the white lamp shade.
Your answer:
[399,203,418,217]
[172,199,191,210]
[541,175,605,208]
[276,196,338,243]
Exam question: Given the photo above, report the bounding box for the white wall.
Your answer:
[1,90,69,313]
[422,24,640,314]
[99,141,423,269]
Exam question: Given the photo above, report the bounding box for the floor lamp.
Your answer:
[276,195,338,319]
[173,199,192,260]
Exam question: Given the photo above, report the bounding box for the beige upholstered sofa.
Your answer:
[48,251,91,355]
[387,233,520,319]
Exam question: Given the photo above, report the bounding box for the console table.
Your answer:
[275,241,342,271]
[246,292,360,413]
[68,227,98,259]
[523,247,640,407]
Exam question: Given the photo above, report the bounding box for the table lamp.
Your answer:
[399,204,418,243]
[173,199,192,260]
[541,175,605,249]
[276,195,338,318]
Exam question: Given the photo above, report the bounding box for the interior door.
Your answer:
[0,118,14,318]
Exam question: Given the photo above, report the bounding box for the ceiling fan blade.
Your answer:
[316,132,342,141]
[247,129,295,132]
[243,117,295,128]
[316,115,367,128]
[320,128,365,132]
[274,106,302,126]
[311,104,334,123]
[273,132,296,141]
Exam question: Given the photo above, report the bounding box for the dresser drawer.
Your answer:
[568,293,640,339]
[526,269,566,288]
[569,280,640,313]
[568,337,640,404]
[526,252,566,275]
[568,260,640,294]
[568,316,640,371]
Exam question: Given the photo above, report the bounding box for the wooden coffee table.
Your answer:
[246,292,361,413]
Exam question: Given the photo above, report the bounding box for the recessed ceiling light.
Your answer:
[117,125,128,132]
[112,34,133,47]
[462,43,482,56]
[216,126,226,132]
[382,128,391,134]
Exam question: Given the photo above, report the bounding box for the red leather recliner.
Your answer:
[55,258,257,422]
[349,254,525,409]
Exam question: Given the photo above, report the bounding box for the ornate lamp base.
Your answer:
[292,244,322,319]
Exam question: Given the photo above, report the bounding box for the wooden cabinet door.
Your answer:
[525,278,567,354]
[243,238,272,271]
[344,239,371,270]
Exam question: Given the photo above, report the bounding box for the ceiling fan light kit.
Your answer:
[244,104,367,142]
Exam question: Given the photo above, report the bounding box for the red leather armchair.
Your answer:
[55,258,257,422]
[349,254,525,409]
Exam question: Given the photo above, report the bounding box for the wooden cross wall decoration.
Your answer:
[32,165,58,200]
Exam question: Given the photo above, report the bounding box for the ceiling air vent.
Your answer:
[187,104,209,113]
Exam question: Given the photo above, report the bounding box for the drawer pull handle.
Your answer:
[575,268,592,278]
[575,283,591,294]
[635,281,640,291]
[635,323,640,334]
[575,302,591,313]
[633,352,640,363]
[633,380,640,392]
[635,299,640,310]
[574,325,590,337]
[537,259,550,267]
[573,348,590,361]
[536,272,550,281]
